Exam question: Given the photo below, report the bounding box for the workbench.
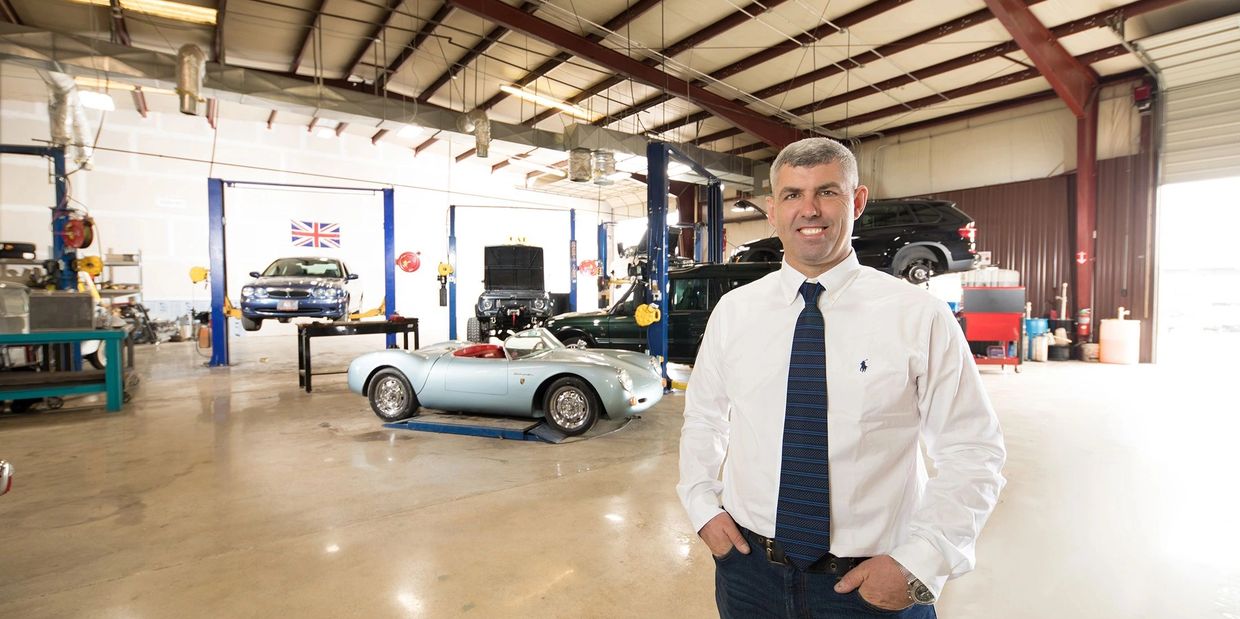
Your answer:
[297,319,419,392]
[0,329,126,412]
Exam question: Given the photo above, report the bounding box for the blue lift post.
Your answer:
[569,208,577,312]
[645,142,726,381]
[207,180,395,366]
[448,205,458,340]
[597,223,608,280]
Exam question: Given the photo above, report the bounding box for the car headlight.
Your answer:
[481,299,494,310]
[242,286,254,298]
[252,287,268,298]
[617,369,633,391]
[533,298,547,310]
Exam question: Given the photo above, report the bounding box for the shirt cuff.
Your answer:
[686,493,725,534]
[889,535,951,600]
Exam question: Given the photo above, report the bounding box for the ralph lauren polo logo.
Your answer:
[860,359,868,373]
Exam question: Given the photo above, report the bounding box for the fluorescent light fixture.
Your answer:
[69,0,217,25]
[509,156,567,177]
[314,126,336,139]
[397,124,423,138]
[499,84,592,120]
[77,90,116,111]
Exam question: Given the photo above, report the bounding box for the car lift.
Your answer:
[443,204,581,340]
[383,414,570,443]
[205,180,397,367]
[645,142,726,383]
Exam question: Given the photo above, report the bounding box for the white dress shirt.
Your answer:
[677,252,1006,597]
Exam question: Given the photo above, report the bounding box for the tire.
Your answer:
[896,248,938,285]
[542,376,599,436]
[466,317,482,343]
[86,350,105,369]
[367,368,418,421]
[241,316,262,331]
[8,399,38,414]
[560,335,591,349]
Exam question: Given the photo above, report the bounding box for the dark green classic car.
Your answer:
[545,262,780,364]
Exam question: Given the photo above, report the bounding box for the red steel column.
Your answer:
[1075,93,1099,318]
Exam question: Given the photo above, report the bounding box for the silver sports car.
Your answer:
[346,328,665,436]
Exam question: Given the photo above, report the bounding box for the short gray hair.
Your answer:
[769,137,859,192]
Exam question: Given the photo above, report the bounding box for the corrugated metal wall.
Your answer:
[923,176,1073,318]
[1095,154,1156,362]
[921,154,1156,362]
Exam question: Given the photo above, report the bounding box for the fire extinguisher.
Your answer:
[1077,308,1092,341]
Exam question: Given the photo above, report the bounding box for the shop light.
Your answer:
[78,90,116,111]
[69,0,217,25]
[397,124,423,138]
[508,156,567,177]
[498,84,592,120]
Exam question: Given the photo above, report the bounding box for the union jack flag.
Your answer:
[291,220,341,248]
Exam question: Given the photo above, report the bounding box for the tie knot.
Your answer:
[798,281,824,306]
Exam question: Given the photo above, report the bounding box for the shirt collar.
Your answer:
[777,251,861,305]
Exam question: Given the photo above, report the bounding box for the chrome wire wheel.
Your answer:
[543,377,598,436]
[367,369,417,421]
[374,377,406,415]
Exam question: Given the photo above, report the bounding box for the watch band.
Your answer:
[896,563,937,605]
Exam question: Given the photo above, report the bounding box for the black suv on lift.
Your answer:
[545,262,780,364]
[731,198,979,284]
[467,245,553,342]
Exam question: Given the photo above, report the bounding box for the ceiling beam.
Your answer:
[448,0,800,148]
[0,0,22,25]
[371,128,389,144]
[983,0,1096,117]
[416,1,540,105]
[599,0,914,129]
[108,0,131,47]
[290,0,328,74]
[335,122,349,137]
[693,0,1183,145]
[824,45,1125,131]
[343,0,404,81]
[472,0,660,113]
[214,0,226,62]
[380,2,453,90]
[653,2,1032,137]
[414,134,439,155]
[206,98,219,129]
[523,0,792,129]
[266,110,278,130]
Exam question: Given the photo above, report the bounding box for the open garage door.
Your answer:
[1144,13,1240,363]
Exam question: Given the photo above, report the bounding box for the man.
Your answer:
[678,137,1006,617]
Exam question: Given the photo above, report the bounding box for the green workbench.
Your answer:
[0,329,126,412]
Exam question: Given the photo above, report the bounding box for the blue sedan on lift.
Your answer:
[239,257,360,331]
[347,328,665,436]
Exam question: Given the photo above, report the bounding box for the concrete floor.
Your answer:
[0,336,1235,618]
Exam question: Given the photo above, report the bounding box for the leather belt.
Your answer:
[741,527,869,576]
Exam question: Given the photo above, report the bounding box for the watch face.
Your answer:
[911,582,936,605]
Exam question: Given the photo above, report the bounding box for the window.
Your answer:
[671,278,709,311]
[860,203,915,228]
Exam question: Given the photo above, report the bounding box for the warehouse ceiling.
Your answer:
[0,0,1236,168]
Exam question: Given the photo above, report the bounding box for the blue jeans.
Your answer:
[714,532,938,619]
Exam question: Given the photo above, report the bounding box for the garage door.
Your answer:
[1163,73,1240,184]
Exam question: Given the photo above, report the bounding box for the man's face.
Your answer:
[766,160,869,278]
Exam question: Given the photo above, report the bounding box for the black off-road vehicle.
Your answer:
[731,198,978,284]
[466,245,552,342]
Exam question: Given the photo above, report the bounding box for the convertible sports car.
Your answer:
[347,328,665,436]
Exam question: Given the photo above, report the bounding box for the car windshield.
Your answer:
[262,258,344,278]
[503,329,565,359]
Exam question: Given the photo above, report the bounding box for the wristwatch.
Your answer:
[898,564,936,605]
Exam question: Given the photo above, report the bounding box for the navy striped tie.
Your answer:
[774,281,830,569]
